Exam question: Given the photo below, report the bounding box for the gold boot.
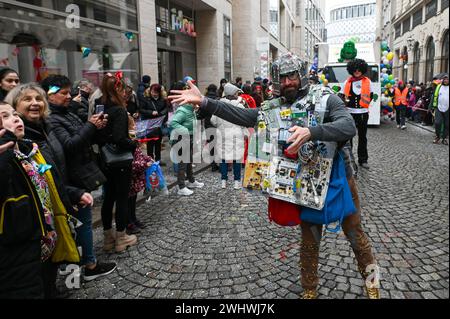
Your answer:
[365,287,380,299]
[302,289,318,299]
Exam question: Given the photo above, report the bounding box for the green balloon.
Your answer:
[388,75,394,81]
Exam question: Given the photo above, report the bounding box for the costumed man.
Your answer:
[432,74,449,145]
[169,53,380,299]
[343,59,373,170]
[394,81,409,130]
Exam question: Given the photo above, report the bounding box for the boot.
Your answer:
[103,229,116,252]
[302,289,318,299]
[115,231,137,253]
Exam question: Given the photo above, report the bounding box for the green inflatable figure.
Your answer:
[338,41,358,63]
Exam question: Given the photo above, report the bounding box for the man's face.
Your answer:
[48,86,72,107]
[443,77,449,86]
[280,71,301,102]
[353,70,363,78]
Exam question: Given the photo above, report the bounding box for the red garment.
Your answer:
[241,94,257,109]
[129,147,153,197]
[268,198,301,227]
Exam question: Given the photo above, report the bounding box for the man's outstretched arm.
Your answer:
[169,80,258,128]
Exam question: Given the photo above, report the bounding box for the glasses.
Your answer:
[5,79,20,84]
[280,72,299,82]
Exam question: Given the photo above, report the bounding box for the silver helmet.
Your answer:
[271,52,308,96]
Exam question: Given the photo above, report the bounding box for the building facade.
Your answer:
[231,0,296,82]
[377,0,449,84]
[295,0,327,65]
[326,0,377,45]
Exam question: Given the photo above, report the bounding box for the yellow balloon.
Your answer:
[385,90,389,95]
[387,52,394,61]
[388,101,393,107]
[323,79,329,86]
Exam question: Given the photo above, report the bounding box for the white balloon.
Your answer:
[382,68,388,73]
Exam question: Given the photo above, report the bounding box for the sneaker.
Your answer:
[84,262,117,282]
[134,220,147,229]
[360,163,370,170]
[234,181,241,190]
[178,187,194,196]
[221,180,227,189]
[433,137,441,144]
[397,125,401,129]
[126,223,141,235]
[187,181,204,189]
[401,125,407,130]
[442,139,449,146]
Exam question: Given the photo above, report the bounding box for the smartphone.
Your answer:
[95,105,105,114]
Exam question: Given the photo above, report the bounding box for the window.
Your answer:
[426,0,437,20]
[442,31,449,74]
[402,47,408,81]
[425,37,435,83]
[224,17,231,66]
[403,17,411,34]
[413,43,421,83]
[412,10,423,28]
[442,0,449,10]
[395,24,402,38]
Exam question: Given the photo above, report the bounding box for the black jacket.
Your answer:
[0,139,46,299]
[69,96,89,123]
[22,118,82,210]
[140,97,169,120]
[97,104,138,153]
[0,89,7,102]
[48,104,105,192]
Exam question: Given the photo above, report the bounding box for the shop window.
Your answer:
[0,2,140,87]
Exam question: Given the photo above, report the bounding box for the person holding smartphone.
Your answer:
[37,76,117,281]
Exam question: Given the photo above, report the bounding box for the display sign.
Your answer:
[171,9,196,38]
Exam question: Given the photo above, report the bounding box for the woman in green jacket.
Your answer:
[170,100,204,196]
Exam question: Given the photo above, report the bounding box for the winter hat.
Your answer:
[142,75,151,84]
[223,83,243,97]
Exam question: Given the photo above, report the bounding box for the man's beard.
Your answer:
[282,87,298,103]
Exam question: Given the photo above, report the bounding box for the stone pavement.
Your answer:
[59,120,449,299]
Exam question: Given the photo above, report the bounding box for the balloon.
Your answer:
[388,75,394,81]
[321,74,326,80]
[382,68,388,73]
[388,101,393,107]
[384,74,389,80]
[390,80,396,85]
[81,47,91,58]
[383,51,388,57]
[322,79,329,86]
[387,52,394,61]
[383,58,390,65]
[386,83,392,89]
[380,64,385,69]
[385,90,389,95]
[386,64,392,69]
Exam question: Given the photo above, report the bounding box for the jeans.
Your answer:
[435,109,449,139]
[350,113,369,164]
[101,167,132,232]
[300,177,376,290]
[396,105,407,127]
[76,206,96,266]
[220,160,241,181]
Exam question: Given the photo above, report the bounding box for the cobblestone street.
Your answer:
[60,120,449,300]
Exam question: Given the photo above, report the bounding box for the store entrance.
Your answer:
[158,50,182,90]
